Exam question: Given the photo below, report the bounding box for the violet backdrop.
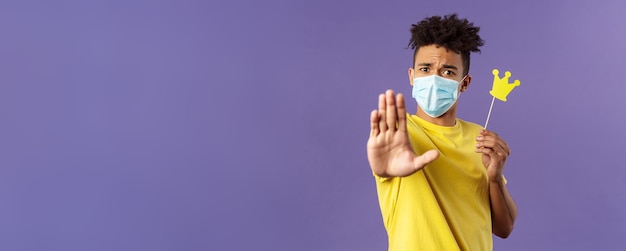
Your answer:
[1,0,625,250]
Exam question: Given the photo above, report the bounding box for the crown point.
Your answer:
[504,71,511,77]
[492,69,499,75]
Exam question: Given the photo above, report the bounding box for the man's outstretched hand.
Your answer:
[367,90,439,177]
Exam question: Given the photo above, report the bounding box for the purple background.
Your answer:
[1,0,625,250]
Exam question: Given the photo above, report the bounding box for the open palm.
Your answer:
[367,90,439,177]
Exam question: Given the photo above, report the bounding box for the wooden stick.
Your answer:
[484,96,496,129]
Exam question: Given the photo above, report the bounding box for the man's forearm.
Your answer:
[489,177,517,238]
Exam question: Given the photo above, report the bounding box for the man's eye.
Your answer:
[420,67,429,72]
[443,70,455,76]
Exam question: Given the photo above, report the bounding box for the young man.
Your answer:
[367,14,517,251]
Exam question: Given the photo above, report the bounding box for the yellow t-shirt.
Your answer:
[374,114,492,251]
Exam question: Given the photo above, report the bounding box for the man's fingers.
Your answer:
[374,90,405,133]
[476,130,510,156]
[476,146,506,159]
[397,93,407,132]
[475,147,499,160]
[498,140,511,156]
[378,93,387,132]
[475,146,493,154]
[370,110,379,137]
[385,90,397,131]
[413,150,439,169]
[493,143,509,157]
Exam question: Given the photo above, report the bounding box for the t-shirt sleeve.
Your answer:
[373,171,393,183]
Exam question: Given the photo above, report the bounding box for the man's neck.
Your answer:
[416,108,457,127]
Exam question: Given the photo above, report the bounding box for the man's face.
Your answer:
[409,44,468,90]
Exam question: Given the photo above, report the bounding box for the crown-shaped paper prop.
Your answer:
[489,69,520,102]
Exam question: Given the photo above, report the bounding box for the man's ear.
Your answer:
[408,68,414,86]
[460,74,472,92]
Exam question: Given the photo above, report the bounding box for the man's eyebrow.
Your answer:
[416,63,458,70]
[442,64,458,70]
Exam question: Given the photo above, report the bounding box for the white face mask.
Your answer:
[411,75,466,117]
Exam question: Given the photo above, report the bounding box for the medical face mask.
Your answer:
[411,75,466,118]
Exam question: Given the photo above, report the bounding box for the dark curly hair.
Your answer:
[409,13,484,75]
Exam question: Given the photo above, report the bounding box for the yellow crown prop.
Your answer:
[489,69,520,101]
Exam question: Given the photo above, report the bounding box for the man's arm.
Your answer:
[475,129,517,238]
[489,175,517,238]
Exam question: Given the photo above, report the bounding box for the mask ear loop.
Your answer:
[456,75,468,99]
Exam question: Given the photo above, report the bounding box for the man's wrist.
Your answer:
[489,174,505,184]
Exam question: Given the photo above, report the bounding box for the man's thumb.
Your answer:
[413,150,439,169]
